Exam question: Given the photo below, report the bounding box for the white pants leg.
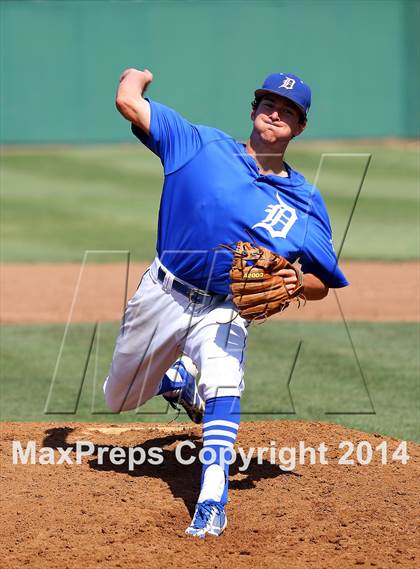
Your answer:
[103,259,248,411]
[104,265,183,411]
[184,300,248,401]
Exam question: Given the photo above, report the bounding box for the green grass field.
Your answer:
[1,321,419,441]
[1,143,419,262]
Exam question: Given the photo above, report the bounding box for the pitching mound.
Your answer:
[1,421,419,568]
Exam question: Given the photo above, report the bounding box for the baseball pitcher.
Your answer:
[104,68,349,537]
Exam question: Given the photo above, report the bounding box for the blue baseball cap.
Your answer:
[254,73,311,118]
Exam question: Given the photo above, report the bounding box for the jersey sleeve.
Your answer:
[131,98,202,174]
[300,191,349,288]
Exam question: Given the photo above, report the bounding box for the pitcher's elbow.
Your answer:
[115,95,129,115]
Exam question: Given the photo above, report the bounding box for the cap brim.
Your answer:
[254,88,307,118]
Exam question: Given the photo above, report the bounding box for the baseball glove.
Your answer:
[223,241,305,321]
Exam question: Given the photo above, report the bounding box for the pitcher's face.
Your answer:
[251,94,306,143]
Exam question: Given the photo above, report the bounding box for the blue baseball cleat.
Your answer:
[185,500,227,538]
[163,360,204,424]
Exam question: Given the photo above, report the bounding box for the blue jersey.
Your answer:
[132,99,349,295]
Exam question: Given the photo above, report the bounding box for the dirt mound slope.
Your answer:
[1,421,419,568]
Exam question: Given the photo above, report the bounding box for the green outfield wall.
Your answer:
[1,0,419,143]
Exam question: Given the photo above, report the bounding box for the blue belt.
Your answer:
[157,266,216,305]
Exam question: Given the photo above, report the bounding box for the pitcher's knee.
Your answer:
[103,377,126,412]
[102,376,140,412]
[103,373,158,412]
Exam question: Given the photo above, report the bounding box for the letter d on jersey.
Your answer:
[252,194,297,239]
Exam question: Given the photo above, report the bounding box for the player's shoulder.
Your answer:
[287,164,330,219]
[194,124,237,145]
[305,183,331,226]
[306,182,326,205]
[148,97,238,146]
[288,165,324,200]
[286,164,320,197]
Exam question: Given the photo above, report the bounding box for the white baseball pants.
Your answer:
[103,258,248,412]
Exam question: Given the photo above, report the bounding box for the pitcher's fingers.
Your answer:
[276,269,298,286]
[277,268,297,278]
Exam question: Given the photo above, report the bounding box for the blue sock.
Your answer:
[198,396,240,506]
[156,361,188,395]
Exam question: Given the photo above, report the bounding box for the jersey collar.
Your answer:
[237,141,305,188]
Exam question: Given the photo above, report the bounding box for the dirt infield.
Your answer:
[1,421,419,568]
[1,261,419,323]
